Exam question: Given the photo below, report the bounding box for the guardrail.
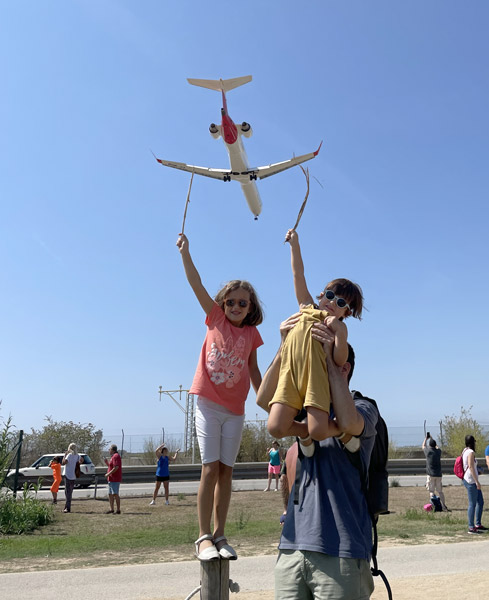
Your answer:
[94,458,480,484]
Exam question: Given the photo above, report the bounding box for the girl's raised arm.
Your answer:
[176,233,214,315]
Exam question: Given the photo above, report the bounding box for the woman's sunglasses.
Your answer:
[324,290,350,310]
[225,299,250,308]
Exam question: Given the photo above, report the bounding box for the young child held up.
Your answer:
[176,233,264,562]
[267,229,363,457]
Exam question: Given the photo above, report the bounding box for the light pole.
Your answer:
[158,385,196,462]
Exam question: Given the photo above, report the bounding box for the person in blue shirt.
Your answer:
[257,313,377,599]
[149,444,179,506]
[485,443,489,473]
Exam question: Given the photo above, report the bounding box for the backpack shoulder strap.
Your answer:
[293,439,303,505]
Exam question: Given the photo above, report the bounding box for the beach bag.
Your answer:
[453,450,466,479]
[430,495,443,512]
[423,503,433,512]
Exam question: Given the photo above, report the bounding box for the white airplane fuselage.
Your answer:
[223,133,262,218]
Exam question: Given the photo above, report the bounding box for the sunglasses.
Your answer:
[324,289,350,310]
[225,299,250,308]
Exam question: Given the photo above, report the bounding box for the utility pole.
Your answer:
[158,385,196,460]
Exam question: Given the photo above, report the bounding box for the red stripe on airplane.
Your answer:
[221,114,238,145]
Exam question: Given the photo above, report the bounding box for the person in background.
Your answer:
[49,456,62,504]
[62,443,84,513]
[104,444,122,514]
[462,435,486,534]
[422,433,449,511]
[264,441,281,492]
[485,442,489,472]
[150,444,179,506]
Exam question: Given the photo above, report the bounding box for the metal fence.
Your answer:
[104,421,489,456]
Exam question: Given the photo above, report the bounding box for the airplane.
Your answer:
[154,75,321,219]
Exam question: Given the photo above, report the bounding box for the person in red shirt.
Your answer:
[104,444,122,514]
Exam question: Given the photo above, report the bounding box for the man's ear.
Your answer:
[341,362,351,380]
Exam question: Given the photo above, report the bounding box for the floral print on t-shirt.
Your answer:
[207,335,246,388]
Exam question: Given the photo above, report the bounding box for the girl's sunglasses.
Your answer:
[225,299,249,308]
[324,289,350,310]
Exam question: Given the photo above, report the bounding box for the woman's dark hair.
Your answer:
[465,435,476,450]
[215,280,264,326]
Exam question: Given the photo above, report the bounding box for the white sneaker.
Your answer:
[149,500,155,506]
[165,500,170,505]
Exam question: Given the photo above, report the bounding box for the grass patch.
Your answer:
[0,485,486,573]
[377,485,473,543]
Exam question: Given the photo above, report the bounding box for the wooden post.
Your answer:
[200,559,229,599]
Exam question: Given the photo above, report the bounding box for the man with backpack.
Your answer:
[422,434,449,511]
[257,315,379,599]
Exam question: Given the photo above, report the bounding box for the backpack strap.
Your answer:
[293,439,303,505]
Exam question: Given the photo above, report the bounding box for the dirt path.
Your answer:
[195,572,487,600]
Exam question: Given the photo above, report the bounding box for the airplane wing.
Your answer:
[253,143,322,180]
[154,157,231,181]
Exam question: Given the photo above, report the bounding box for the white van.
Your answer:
[7,453,97,489]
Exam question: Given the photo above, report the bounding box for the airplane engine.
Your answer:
[240,122,253,138]
[209,123,221,139]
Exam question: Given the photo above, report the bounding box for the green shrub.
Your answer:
[0,486,54,535]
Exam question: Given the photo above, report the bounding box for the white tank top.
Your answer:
[462,448,477,484]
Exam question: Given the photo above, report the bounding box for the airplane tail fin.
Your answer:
[187,75,252,92]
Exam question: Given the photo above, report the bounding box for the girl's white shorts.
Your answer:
[195,396,245,466]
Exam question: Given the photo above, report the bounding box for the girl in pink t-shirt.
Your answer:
[177,233,264,562]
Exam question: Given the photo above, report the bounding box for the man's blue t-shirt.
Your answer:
[279,397,378,561]
[485,445,489,457]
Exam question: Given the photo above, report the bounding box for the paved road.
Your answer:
[31,473,489,501]
[1,540,488,599]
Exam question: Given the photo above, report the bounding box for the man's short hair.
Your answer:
[110,444,118,452]
[347,344,355,382]
[429,438,437,448]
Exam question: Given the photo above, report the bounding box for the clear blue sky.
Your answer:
[2,1,489,446]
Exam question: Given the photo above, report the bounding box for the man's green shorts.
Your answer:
[275,549,374,599]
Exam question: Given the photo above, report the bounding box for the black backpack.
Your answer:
[347,391,392,599]
[349,391,389,518]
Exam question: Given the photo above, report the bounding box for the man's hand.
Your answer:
[280,312,301,343]
[311,320,335,358]
[176,233,189,254]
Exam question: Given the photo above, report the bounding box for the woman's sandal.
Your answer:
[213,535,237,560]
[194,533,219,561]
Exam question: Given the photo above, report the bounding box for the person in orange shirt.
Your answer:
[49,457,62,504]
